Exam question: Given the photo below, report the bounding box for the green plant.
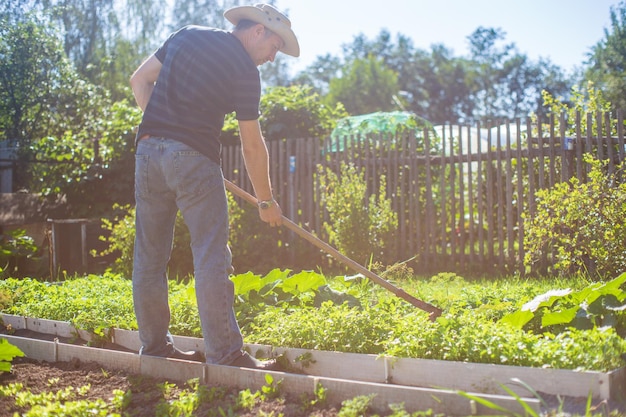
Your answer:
[456,378,606,417]
[97,204,193,280]
[221,85,348,144]
[523,155,626,278]
[338,394,376,417]
[235,388,260,411]
[0,337,24,372]
[3,271,626,372]
[319,162,398,267]
[0,228,38,278]
[500,272,626,336]
[98,191,295,278]
[260,374,282,400]
[0,381,119,416]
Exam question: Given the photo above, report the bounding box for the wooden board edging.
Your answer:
[2,313,620,402]
[1,334,539,416]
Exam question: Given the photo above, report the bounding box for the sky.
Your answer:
[272,0,621,75]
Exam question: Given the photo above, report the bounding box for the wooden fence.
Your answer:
[222,111,625,276]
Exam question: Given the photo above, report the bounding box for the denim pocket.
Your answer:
[174,150,222,196]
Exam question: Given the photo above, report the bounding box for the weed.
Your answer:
[338,394,376,417]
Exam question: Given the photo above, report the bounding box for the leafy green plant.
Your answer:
[2,271,626,372]
[0,381,121,415]
[308,382,327,409]
[260,374,282,400]
[97,204,194,280]
[338,394,376,417]
[0,228,38,278]
[457,379,542,417]
[0,337,24,372]
[500,272,626,335]
[523,155,626,278]
[457,377,603,417]
[221,85,348,144]
[319,162,398,267]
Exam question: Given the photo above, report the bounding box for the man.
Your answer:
[129,3,299,370]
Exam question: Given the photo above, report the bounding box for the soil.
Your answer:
[0,329,340,416]
[0,356,345,416]
[1,329,626,416]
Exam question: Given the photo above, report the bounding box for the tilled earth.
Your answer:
[0,356,342,417]
[0,329,340,416]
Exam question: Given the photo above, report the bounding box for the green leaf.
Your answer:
[521,289,572,312]
[541,306,579,327]
[282,271,327,295]
[500,384,540,417]
[231,272,263,296]
[0,338,25,371]
[499,309,534,330]
[456,390,511,414]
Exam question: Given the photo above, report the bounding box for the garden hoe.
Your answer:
[224,180,443,320]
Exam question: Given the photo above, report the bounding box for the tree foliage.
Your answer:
[0,12,67,143]
[222,85,348,143]
[586,0,626,111]
[466,27,570,122]
[327,54,400,115]
[295,27,572,123]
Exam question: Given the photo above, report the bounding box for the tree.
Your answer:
[292,53,343,95]
[35,0,118,74]
[0,13,60,142]
[326,54,400,115]
[0,5,138,213]
[169,0,223,29]
[409,45,475,124]
[586,1,626,111]
[466,26,571,122]
[221,84,348,143]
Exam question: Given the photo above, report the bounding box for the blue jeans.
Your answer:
[132,137,243,364]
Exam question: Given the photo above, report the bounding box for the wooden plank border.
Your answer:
[2,333,537,416]
[2,314,622,402]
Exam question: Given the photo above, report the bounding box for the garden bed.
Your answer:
[3,314,626,415]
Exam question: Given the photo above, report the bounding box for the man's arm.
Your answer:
[238,119,282,227]
[130,55,162,111]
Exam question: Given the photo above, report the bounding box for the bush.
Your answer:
[97,204,193,280]
[319,162,398,267]
[523,155,626,278]
[97,192,314,278]
[0,229,38,279]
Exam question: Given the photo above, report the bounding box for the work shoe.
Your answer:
[167,347,204,362]
[226,351,281,371]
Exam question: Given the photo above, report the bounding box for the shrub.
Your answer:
[0,229,38,278]
[97,204,193,280]
[523,155,626,278]
[319,162,398,267]
[97,192,297,278]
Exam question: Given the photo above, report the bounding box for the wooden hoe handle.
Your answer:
[224,179,443,320]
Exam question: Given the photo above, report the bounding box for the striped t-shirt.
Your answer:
[136,25,261,163]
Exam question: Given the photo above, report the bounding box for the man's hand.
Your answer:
[258,202,283,227]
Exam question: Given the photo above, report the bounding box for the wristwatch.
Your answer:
[258,198,275,210]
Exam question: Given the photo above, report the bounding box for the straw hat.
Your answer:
[224,3,300,57]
